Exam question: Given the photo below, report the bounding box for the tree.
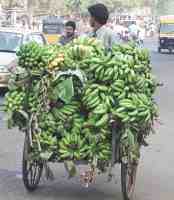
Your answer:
[63,0,157,14]
[156,0,174,15]
[65,0,81,13]
[0,0,158,16]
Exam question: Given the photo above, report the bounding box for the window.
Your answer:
[27,34,46,45]
[0,32,22,52]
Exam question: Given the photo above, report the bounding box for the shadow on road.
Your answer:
[0,170,122,200]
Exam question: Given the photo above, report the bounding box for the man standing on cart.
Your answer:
[88,3,121,49]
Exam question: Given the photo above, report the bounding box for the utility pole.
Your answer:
[27,0,33,29]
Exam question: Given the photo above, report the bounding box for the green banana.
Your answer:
[111,85,123,93]
[119,102,136,110]
[98,68,106,80]
[95,114,109,127]
[93,104,108,114]
[108,95,115,106]
[83,88,99,104]
[113,80,125,88]
[112,111,128,119]
[115,107,125,113]
[129,110,138,116]
[122,115,130,123]
[118,92,126,100]
[99,92,106,101]
[95,65,103,76]
[105,96,112,108]
[86,95,101,108]
[138,110,149,117]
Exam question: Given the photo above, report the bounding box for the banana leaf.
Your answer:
[54,69,87,86]
[56,77,74,104]
[51,69,87,103]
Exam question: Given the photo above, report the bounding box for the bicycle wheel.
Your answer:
[121,162,138,200]
[22,134,43,191]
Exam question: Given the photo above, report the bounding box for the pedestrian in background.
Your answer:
[59,21,77,45]
[129,21,139,41]
[138,25,145,45]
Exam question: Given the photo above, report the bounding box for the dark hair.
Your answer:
[88,3,109,25]
[65,21,76,30]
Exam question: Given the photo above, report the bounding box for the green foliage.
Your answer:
[156,0,174,15]
[64,0,155,13]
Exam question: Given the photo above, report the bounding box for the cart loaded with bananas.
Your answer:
[5,37,159,200]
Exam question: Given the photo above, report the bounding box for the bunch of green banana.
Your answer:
[17,42,42,69]
[17,42,60,71]
[67,44,94,61]
[28,93,39,113]
[5,90,25,112]
[112,43,136,56]
[112,93,158,123]
[36,131,57,152]
[72,37,104,54]
[38,112,57,134]
[86,135,111,161]
[84,54,115,82]
[59,133,89,160]
[82,85,101,110]
[94,64,115,82]
[52,102,79,122]
[59,114,84,135]
[71,115,84,134]
[111,79,126,100]
[83,112,109,129]
[135,48,150,62]
[82,84,115,110]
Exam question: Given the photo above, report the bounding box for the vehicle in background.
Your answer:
[0,28,47,88]
[120,23,144,47]
[42,16,64,44]
[158,15,174,53]
[118,19,139,42]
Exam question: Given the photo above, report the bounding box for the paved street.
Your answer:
[0,38,174,200]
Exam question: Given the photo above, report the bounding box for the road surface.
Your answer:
[0,38,173,200]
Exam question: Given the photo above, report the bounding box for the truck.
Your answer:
[158,15,174,53]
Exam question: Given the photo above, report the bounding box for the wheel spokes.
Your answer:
[126,165,137,198]
[26,161,41,185]
[23,136,43,191]
[32,163,38,185]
